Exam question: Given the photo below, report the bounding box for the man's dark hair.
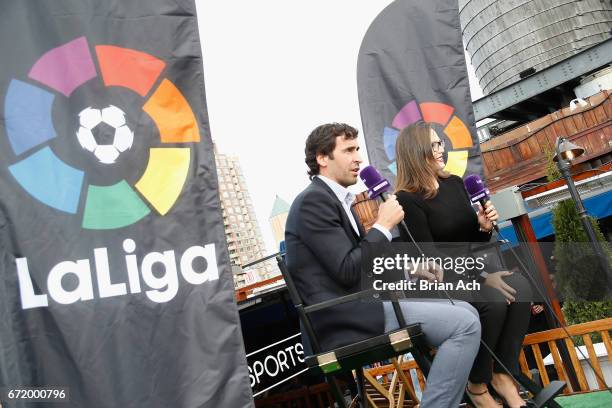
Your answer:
[305,123,358,179]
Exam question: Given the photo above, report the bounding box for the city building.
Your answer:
[214,148,275,288]
[269,195,290,249]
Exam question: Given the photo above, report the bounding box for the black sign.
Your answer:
[357,0,484,183]
[0,1,253,407]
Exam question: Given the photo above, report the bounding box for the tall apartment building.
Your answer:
[214,150,274,288]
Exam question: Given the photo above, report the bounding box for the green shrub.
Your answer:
[544,147,561,183]
[545,150,611,342]
[562,300,612,345]
[563,301,612,325]
[552,201,609,301]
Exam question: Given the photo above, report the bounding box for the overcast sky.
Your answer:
[196,0,484,253]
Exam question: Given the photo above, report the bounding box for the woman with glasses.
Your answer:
[393,121,531,408]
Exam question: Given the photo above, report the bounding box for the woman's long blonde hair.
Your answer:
[394,121,449,199]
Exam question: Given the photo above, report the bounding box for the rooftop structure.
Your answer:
[459,0,612,95]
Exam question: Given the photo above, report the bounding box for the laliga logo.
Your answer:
[3,36,200,230]
[16,239,219,309]
[383,100,474,177]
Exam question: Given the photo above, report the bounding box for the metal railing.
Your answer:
[234,252,286,302]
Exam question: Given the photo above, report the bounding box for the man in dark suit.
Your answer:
[285,123,482,407]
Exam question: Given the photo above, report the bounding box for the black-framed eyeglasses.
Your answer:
[431,140,445,151]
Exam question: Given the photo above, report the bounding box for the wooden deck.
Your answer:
[520,318,612,395]
[481,90,612,193]
[254,318,612,407]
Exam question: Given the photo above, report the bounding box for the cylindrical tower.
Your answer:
[459,0,612,94]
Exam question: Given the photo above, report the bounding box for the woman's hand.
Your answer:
[484,271,516,302]
[411,261,444,282]
[477,200,498,232]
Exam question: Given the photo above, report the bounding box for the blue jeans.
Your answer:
[384,299,481,408]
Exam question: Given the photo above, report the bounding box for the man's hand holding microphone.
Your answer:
[375,194,404,231]
[375,195,444,283]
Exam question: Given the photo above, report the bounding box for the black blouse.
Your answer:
[396,175,491,244]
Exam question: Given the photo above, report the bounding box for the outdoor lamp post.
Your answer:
[553,136,612,290]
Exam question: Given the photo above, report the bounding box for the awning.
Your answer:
[498,189,612,244]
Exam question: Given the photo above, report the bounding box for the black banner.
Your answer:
[357,0,483,183]
[0,1,253,407]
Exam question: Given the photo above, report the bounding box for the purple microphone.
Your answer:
[464,174,490,205]
[359,165,421,248]
[359,165,392,200]
[464,174,498,232]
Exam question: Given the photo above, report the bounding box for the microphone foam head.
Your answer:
[463,174,483,195]
[463,174,489,203]
[359,165,383,186]
[359,165,391,199]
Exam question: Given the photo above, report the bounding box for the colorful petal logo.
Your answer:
[3,37,199,229]
[383,100,472,177]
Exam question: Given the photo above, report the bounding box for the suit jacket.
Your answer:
[285,177,388,352]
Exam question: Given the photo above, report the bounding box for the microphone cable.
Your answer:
[361,165,609,394]
[376,192,529,397]
[493,226,611,393]
[464,172,610,392]
[398,223,528,390]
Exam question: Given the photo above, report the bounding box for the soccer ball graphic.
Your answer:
[76,106,134,164]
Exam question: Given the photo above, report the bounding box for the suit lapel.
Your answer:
[312,178,361,243]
